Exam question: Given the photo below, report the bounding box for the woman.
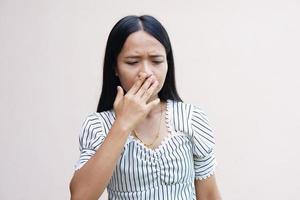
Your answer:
[69,15,222,200]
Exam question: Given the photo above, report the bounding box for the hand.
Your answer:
[113,72,160,132]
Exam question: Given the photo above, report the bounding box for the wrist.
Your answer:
[114,118,133,134]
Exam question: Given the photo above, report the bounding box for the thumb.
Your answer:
[114,86,124,105]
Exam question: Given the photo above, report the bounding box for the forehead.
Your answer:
[120,30,166,56]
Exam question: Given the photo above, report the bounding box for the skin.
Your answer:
[116,30,222,199]
[115,30,168,118]
[69,71,161,200]
[195,175,222,200]
[70,30,222,200]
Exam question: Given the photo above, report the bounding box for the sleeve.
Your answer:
[190,104,217,180]
[74,112,106,171]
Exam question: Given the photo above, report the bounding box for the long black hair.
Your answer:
[97,15,183,112]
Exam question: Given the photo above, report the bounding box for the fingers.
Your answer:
[126,72,149,95]
[125,72,159,105]
[135,74,155,97]
[141,80,159,103]
[113,85,124,107]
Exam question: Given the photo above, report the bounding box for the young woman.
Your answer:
[69,15,222,200]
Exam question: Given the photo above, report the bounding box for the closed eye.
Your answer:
[125,61,163,65]
[126,61,138,65]
[153,61,163,64]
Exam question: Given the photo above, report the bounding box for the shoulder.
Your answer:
[167,99,216,158]
[80,110,115,136]
[168,99,208,122]
[168,99,209,133]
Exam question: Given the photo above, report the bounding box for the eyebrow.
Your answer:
[124,55,164,59]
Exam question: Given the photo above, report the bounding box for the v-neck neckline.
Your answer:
[129,99,174,153]
[110,99,176,154]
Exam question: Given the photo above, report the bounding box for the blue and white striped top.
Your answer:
[74,99,217,200]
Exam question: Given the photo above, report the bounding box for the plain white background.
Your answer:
[1,0,300,199]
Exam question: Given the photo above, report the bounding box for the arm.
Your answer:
[69,72,161,200]
[190,104,222,200]
[69,119,131,200]
[195,174,222,200]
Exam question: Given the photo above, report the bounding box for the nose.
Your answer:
[140,61,153,77]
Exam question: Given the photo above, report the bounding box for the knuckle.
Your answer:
[124,95,131,101]
[141,105,148,112]
[132,96,139,102]
[144,90,151,96]
[141,84,148,91]
[147,77,153,83]
[136,78,143,84]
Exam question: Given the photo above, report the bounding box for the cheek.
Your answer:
[118,73,139,92]
[158,66,168,84]
[119,77,133,92]
[154,71,167,90]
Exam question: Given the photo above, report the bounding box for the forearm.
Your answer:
[195,175,222,200]
[69,119,131,200]
[196,194,222,200]
[196,187,222,200]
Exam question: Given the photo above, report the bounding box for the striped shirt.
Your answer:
[74,99,217,200]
